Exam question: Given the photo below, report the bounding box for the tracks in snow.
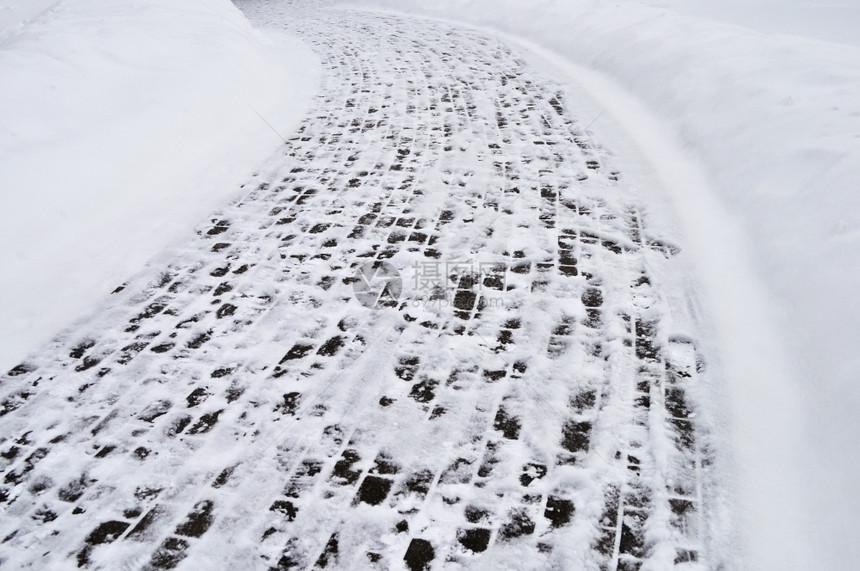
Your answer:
[0,5,725,570]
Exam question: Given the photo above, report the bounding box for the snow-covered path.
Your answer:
[0,6,730,570]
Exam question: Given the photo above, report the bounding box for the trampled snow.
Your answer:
[0,0,320,375]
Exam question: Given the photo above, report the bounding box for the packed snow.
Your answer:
[0,0,320,374]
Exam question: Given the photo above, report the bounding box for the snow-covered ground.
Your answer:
[0,0,320,372]
[637,0,860,47]
[1,6,738,567]
[341,0,860,568]
[1,0,858,568]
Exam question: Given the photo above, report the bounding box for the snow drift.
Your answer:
[0,0,319,372]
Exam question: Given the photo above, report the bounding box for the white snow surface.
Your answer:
[636,0,860,47]
[1,0,858,567]
[0,0,58,34]
[337,0,860,568]
[0,0,319,373]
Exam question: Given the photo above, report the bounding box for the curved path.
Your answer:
[0,5,726,570]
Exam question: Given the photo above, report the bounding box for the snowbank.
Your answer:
[0,0,59,33]
[635,0,860,47]
[342,0,859,567]
[0,0,319,370]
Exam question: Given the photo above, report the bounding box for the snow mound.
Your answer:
[0,0,320,369]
